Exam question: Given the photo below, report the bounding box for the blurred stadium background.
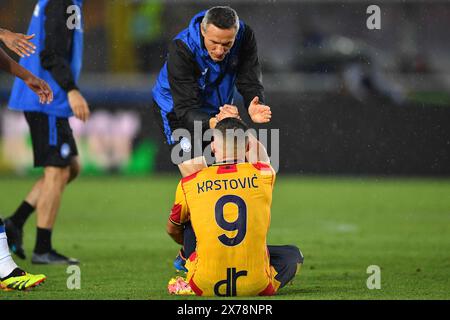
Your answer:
[0,0,449,299]
[1,0,449,176]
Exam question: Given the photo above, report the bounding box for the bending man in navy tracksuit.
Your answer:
[151,6,272,271]
[5,0,89,265]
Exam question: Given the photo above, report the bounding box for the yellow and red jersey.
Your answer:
[169,161,280,296]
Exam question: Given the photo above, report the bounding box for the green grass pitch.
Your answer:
[1,175,449,300]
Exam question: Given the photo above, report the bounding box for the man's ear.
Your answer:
[201,24,207,38]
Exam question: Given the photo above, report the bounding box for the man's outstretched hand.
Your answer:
[248,96,271,123]
[0,29,36,58]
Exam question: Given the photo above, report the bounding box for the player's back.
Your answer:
[182,161,276,296]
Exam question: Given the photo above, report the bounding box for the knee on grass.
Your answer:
[283,245,304,265]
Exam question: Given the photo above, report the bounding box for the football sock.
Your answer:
[10,201,35,229]
[34,227,52,254]
[0,223,18,278]
[1,267,26,281]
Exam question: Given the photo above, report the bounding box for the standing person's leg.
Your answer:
[6,159,79,259]
[0,218,46,290]
[35,159,79,229]
[33,166,70,250]
[10,179,41,226]
[5,178,42,259]
[268,245,304,290]
[0,218,17,278]
[8,112,80,265]
[31,158,80,265]
[4,111,45,259]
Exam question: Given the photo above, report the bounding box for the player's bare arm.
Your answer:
[0,48,52,104]
[0,28,36,58]
[166,219,184,245]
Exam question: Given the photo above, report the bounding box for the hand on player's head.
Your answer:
[216,104,241,122]
[25,76,53,104]
[248,96,271,123]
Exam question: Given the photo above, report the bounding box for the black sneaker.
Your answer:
[31,249,79,265]
[4,218,26,260]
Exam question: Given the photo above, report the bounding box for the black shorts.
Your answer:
[152,100,213,165]
[24,112,78,168]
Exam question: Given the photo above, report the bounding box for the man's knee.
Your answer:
[269,245,304,289]
[285,245,304,265]
[44,166,71,185]
[271,245,304,265]
[68,159,81,183]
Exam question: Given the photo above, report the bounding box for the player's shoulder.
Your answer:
[180,162,274,184]
[180,166,214,185]
[180,169,202,185]
[208,162,274,175]
[242,23,254,35]
[250,161,273,171]
[245,161,275,176]
[168,38,195,62]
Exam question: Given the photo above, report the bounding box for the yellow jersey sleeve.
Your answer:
[169,181,190,226]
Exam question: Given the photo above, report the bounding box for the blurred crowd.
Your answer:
[0,0,449,174]
[1,0,447,75]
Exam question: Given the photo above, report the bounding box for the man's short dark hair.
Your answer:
[214,118,249,156]
[202,6,239,31]
[215,117,249,134]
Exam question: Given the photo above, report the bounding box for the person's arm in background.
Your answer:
[0,28,36,58]
[167,40,219,130]
[236,24,271,124]
[0,39,52,103]
[40,0,89,121]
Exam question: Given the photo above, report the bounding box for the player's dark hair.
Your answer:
[202,6,240,31]
[214,118,249,158]
[215,117,249,133]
